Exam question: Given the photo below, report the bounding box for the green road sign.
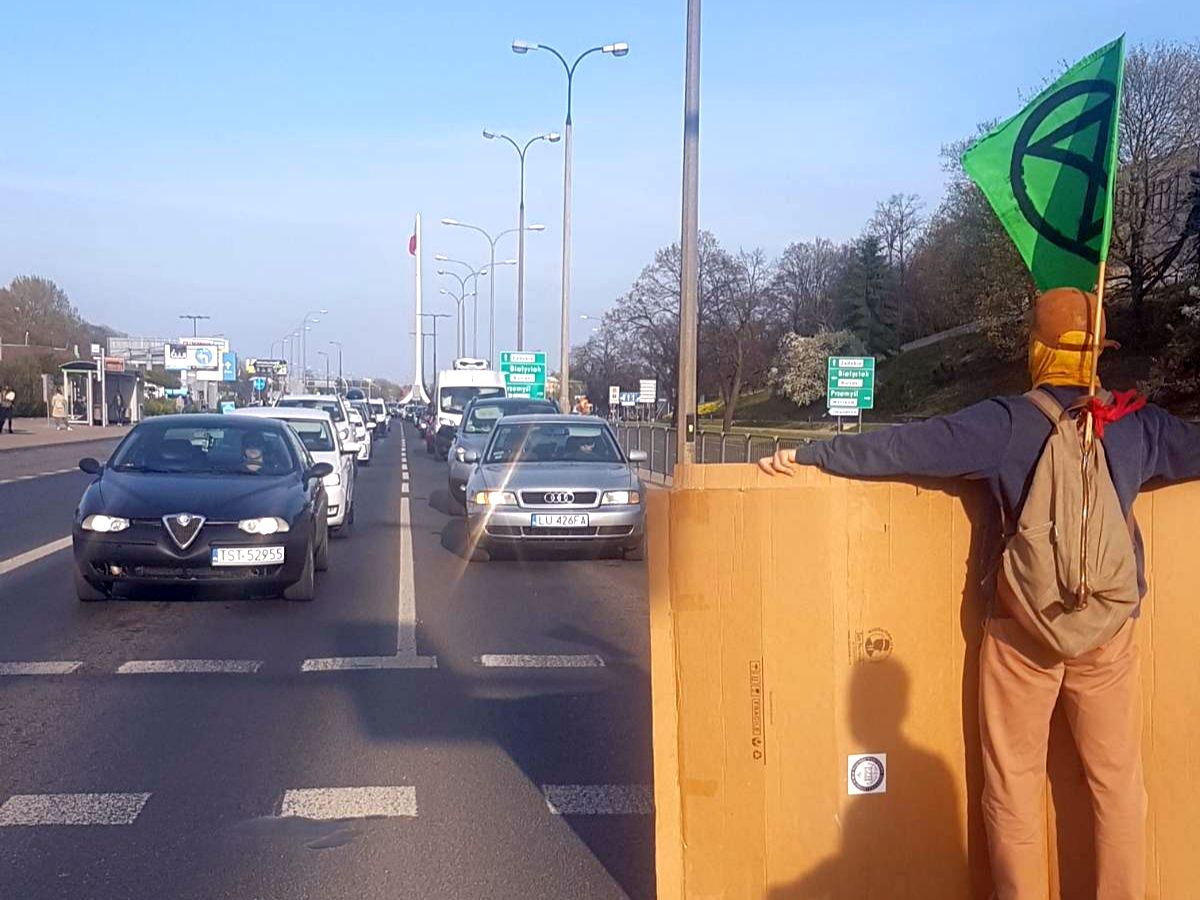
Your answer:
[826,357,876,413]
[500,351,547,399]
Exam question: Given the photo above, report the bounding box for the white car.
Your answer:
[231,406,359,534]
[368,398,390,436]
[275,394,355,449]
[348,408,372,465]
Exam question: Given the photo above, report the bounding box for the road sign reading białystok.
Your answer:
[826,357,876,415]
[500,351,547,399]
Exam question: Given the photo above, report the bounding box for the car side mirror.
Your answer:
[628,450,648,463]
[461,449,479,464]
[79,457,102,475]
[306,461,334,481]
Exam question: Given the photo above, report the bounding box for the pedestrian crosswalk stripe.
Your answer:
[116,659,263,674]
[0,793,151,826]
[542,785,653,815]
[478,654,605,668]
[0,661,83,676]
[280,786,417,820]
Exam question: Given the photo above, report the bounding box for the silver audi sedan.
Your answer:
[463,414,648,561]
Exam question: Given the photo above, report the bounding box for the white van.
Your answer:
[433,360,506,432]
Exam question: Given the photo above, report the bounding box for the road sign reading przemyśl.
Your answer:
[827,357,875,414]
[500,351,547,399]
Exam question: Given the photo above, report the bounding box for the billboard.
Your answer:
[244,358,289,377]
[165,341,221,371]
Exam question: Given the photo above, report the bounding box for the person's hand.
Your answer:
[758,447,798,476]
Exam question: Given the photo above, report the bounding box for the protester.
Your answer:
[50,387,70,431]
[759,287,1200,900]
[0,385,15,434]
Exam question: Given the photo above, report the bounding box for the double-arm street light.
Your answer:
[511,38,629,412]
[441,219,544,363]
[436,256,518,357]
[316,350,330,391]
[482,130,560,352]
[328,340,344,391]
[438,286,475,358]
[297,309,327,392]
[418,312,452,388]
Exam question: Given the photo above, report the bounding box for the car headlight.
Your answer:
[82,514,131,533]
[237,516,291,535]
[323,472,342,487]
[601,490,641,505]
[471,490,517,506]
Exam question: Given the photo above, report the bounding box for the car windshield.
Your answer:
[485,422,622,464]
[283,419,335,453]
[464,402,557,435]
[277,397,344,422]
[440,386,503,414]
[369,400,385,413]
[110,423,297,476]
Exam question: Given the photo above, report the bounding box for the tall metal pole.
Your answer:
[559,113,573,413]
[489,238,498,360]
[412,213,425,401]
[517,161,527,351]
[677,0,702,466]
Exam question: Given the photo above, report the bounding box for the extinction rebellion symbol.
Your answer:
[847,753,888,795]
[1009,79,1116,264]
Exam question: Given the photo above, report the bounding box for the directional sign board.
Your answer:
[500,351,547,399]
[638,379,657,405]
[826,357,876,414]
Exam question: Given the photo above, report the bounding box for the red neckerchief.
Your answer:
[1086,389,1147,438]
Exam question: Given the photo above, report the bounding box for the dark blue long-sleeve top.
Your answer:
[795,386,1200,595]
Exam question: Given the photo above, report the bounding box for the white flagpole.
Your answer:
[412,213,428,402]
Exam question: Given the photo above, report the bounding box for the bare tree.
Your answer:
[1109,42,1200,328]
[772,238,847,335]
[700,248,777,430]
[869,193,926,284]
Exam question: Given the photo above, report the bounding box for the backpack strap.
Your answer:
[1024,389,1067,424]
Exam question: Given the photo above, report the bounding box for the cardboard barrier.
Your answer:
[649,463,1199,899]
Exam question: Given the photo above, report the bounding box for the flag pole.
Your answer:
[1075,258,1108,610]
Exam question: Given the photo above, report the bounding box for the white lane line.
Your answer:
[0,467,82,486]
[0,792,151,826]
[301,655,437,672]
[0,536,72,578]
[478,654,606,668]
[0,661,84,676]
[280,787,417,820]
[542,785,654,816]
[396,437,436,666]
[116,659,263,675]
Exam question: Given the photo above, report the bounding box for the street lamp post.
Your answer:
[298,309,327,393]
[179,314,211,337]
[317,350,330,392]
[419,312,451,388]
[512,38,629,413]
[482,130,560,351]
[441,219,543,363]
[438,287,474,357]
[677,0,701,465]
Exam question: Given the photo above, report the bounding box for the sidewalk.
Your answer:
[0,418,132,452]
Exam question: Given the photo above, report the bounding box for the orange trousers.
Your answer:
[980,616,1146,900]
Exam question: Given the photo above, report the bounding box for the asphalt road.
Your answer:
[0,423,654,899]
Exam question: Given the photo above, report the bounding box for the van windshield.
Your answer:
[440,386,504,414]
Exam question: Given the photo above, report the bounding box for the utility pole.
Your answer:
[676,0,701,466]
[329,340,343,392]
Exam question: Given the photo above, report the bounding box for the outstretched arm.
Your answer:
[1141,405,1200,485]
[760,399,1012,481]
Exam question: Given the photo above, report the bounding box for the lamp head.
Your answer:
[434,254,449,261]
[440,218,459,226]
[547,132,562,143]
[482,129,495,140]
[512,39,537,54]
[603,42,630,57]
[528,224,546,232]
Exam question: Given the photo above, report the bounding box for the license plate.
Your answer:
[530,514,589,528]
[211,546,285,567]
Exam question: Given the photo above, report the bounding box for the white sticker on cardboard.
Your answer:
[847,753,887,795]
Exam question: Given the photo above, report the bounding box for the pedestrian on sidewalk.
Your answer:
[759,287,1200,900]
[51,387,70,431]
[0,385,15,434]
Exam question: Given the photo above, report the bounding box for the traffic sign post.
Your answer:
[500,351,547,400]
[826,357,875,431]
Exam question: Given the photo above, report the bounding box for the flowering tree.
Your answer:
[769,330,862,408]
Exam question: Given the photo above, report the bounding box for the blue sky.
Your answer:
[0,0,1187,381]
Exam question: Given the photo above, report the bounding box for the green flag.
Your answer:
[962,37,1125,292]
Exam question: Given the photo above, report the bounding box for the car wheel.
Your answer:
[623,535,646,562]
[335,503,354,538]
[283,544,316,601]
[74,567,109,602]
[314,524,330,572]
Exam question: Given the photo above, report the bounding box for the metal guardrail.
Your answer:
[616,424,808,479]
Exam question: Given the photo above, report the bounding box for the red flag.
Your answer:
[408,233,417,256]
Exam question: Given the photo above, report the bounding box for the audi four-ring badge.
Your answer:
[462,414,646,561]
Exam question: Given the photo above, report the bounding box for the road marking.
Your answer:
[395,437,436,666]
[116,659,263,674]
[542,785,654,816]
[478,654,606,668]
[0,536,72,578]
[301,655,437,672]
[280,787,417,820]
[0,793,151,826]
[0,661,84,676]
[0,467,81,486]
